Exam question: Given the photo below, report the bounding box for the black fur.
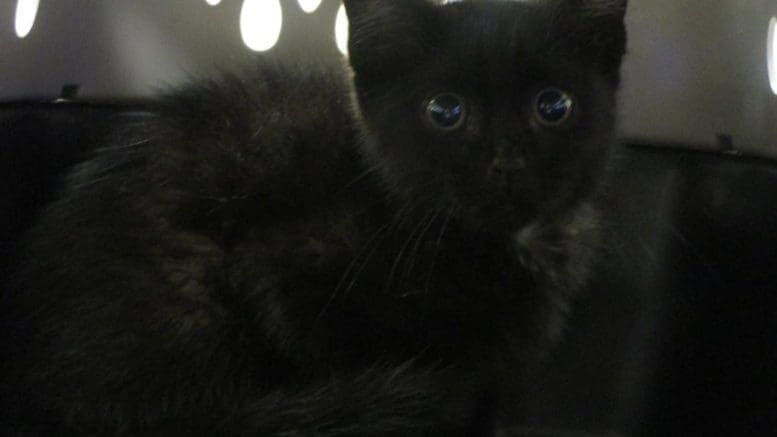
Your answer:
[0,0,628,435]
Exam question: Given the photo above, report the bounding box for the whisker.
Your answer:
[399,207,443,292]
[94,138,151,153]
[424,204,457,294]
[341,230,386,298]
[389,198,419,234]
[498,427,622,437]
[340,163,383,191]
[385,208,437,295]
[315,222,391,322]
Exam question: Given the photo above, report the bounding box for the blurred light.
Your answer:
[335,4,348,55]
[205,0,222,5]
[298,0,321,14]
[14,0,39,39]
[240,0,283,52]
[769,17,777,96]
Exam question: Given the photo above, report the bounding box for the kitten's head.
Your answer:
[344,0,627,233]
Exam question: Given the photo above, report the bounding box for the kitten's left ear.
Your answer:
[561,0,628,82]
[343,0,442,83]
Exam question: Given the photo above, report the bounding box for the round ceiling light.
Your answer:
[335,4,348,55]
[240,0,283,52]
[298,0,322,14]
[14,0,40,39]
[769,16,777,95]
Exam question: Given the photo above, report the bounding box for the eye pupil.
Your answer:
[535,88,574,126]
[427,94,465,129]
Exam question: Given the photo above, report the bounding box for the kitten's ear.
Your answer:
[343,0,442,81]
[561,0,628,82]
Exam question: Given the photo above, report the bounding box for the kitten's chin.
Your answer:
[461,203,539,235]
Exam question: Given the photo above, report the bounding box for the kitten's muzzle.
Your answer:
[489,156,526,174]
[487,157,541,201]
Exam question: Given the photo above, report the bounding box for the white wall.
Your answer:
[620,0,777,157]
[0,0,343,98]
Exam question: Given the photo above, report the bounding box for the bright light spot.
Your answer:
[297,0,321,14]
[14,0,39,39]
[769,17,777,96]
[205,0,222,5]
[335,4,349,55]
[240,0,283,52]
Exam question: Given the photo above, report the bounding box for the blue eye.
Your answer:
[426,93,466,130]
[534,88,575,127]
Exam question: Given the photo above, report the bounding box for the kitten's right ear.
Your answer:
[558,0,628,82]
[343,0,442,81]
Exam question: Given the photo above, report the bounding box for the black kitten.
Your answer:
[0,0,627,435]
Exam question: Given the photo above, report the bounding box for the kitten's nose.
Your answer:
[488,155,526,195]
[490,137,526,175]
[488,138,535,198]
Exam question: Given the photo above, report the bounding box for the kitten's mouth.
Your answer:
[454,174,547,233]
[462,201,540,234]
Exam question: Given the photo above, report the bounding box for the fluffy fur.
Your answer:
[0,0,627,435]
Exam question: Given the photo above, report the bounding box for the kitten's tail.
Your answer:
[221,363,491,437]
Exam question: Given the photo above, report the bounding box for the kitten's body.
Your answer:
[0,0,627,435]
